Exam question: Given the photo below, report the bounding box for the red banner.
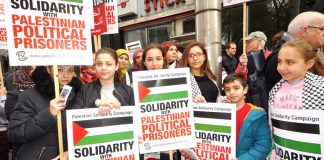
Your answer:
[91,3,107,35]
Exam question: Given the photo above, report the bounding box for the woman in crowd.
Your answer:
[116,49,132,85]
[72,48,134,114]
[131,48,144,72]
[180,42,220,102]
[7,65,81,160]
[161,41,180,69]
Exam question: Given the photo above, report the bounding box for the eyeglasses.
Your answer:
[188,52,203,58]
[307,26,324,31]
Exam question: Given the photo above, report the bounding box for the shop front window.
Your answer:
[148,24,172,44]
[124,23,172,48]
[124,29,147,47]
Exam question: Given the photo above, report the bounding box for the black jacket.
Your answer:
[7,88,61,160]
[222,54,238,74]
[72,80,134,109]
[4,89,22,121]
[4,71,16,92]
[7,77,81,160]
[264,39,286,93]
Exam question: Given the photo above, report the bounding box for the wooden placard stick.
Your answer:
[53,65,64,159]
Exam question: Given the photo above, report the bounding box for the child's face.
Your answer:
[95,53,118,82]
[144,48,164,70]
[224,80,247,103]
[277,46,314,84]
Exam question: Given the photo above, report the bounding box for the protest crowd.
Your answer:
[0,0,323,159]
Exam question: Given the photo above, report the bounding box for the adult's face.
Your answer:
[226,44,237,57]
[303,18,324,48]
[118,54,129,69]
[246,39,261,53]
[187,46,206,70]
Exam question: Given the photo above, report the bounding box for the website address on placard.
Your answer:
[30,54,82,58]
[153,140,187,147]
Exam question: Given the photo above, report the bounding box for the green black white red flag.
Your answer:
[66,106,139,160]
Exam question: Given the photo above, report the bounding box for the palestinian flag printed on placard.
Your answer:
[271,108,324,160]
[66,107,139,160]
[72,116,133,146]
[138,77,189,103]
[192,103,236,160]
[133,68,196,154]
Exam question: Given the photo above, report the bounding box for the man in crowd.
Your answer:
[236,31,269,112]
[265,11,324,93]
[236,31,268,78]
[222,41,238,74]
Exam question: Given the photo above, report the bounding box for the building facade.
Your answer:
[101,0,323,51]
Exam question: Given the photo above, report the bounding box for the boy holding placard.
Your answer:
[223,74,271,160]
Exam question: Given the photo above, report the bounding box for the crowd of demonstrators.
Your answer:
[6,65,81,160]
[117,49,132,85]
[161,41,180,69]
[180,42,220,103]
[0,10,322,160]
[222,41,238,75]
